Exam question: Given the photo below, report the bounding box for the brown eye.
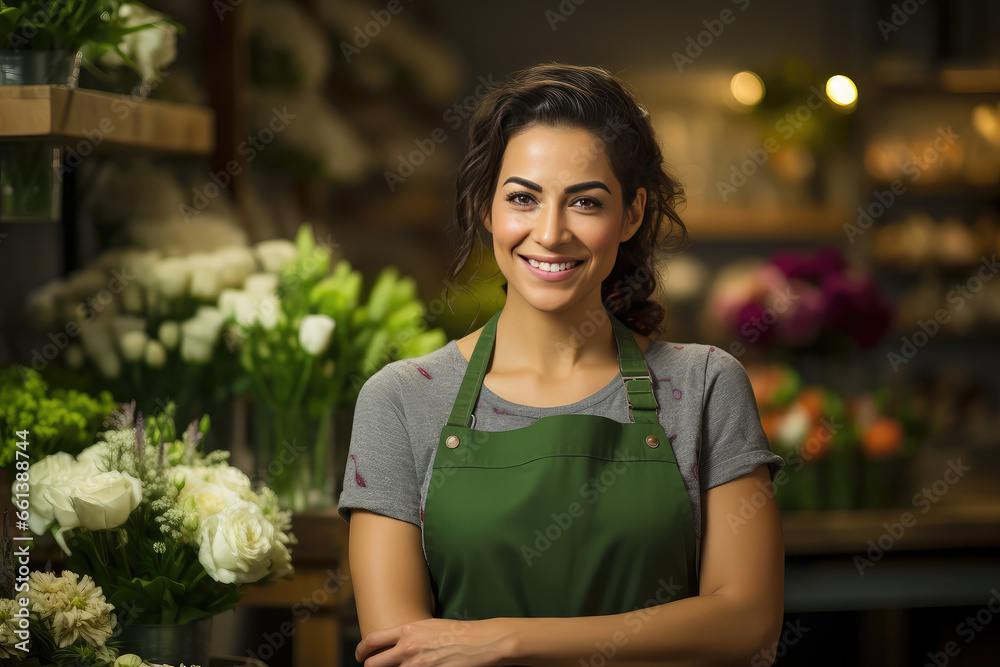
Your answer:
[572,197,603,210]
[505,192,535,207]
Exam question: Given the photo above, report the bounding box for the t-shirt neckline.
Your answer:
[445,339,651,417]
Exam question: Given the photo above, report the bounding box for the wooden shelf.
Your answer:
[782,501,1000,556]
[0,85,214,154]
[684,205,846,241]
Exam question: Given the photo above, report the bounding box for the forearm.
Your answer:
[500,591,780,667]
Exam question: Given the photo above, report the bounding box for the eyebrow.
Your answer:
[503,176,612,195]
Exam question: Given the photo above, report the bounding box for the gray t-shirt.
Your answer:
[338,338,784,556]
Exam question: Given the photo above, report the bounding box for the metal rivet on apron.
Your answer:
[446,435,460,449]
[646,435,660,448]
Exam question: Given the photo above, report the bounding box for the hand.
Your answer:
[356,617,517,667]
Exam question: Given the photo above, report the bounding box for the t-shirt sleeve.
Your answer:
[337,367,421,527]
[699,349,785,491]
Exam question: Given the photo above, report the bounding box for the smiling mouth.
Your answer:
[522,257,584,273]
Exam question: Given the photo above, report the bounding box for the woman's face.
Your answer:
[486,124,646,314]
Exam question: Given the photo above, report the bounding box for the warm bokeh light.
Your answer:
[730,71,765,106]
[826,75,858,106]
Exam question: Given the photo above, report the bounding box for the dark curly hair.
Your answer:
[447,63,688,336]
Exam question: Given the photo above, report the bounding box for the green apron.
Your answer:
[423,308,698,620]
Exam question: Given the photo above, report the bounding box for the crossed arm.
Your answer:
[349,465,784,666]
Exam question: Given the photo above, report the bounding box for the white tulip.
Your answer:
[158,320,180,350]
[217,247,257,288]
[144,339,167,368]
[119,330,148,362]
[189,261,224,301]
[217,288,243,319]
[198,500,277,584]
[111,315,147,341]
[256,294,281,331]
[298,314,335,355]
[154,257,191,299]
[196,305,227,338]
[244,272,279,296]
[254,239,297,274]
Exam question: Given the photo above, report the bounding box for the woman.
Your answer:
[339,63,785,666]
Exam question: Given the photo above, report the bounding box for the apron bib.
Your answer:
[423,308,698,620]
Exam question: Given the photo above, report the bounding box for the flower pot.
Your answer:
[118,617,213,666]
[0,50,82,222]
[0,50,82,86]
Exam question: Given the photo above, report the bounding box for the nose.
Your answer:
[532,203,572,247]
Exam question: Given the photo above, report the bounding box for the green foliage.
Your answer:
[0,1,181,75]
[0,366,118,465]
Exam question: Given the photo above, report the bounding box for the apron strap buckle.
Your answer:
[621,374,660,423]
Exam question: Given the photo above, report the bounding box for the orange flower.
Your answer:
[861,417,904,459]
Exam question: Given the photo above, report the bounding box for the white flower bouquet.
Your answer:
[224,224,446,511]
[20,402,295,627]
[0,567,121,666]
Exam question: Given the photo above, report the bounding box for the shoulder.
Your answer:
[643,341,752,401]
[357,340,466,405]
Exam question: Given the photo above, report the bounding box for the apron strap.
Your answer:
[446,308,660,427]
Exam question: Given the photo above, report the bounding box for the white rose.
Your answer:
[205,466,254,500]
[77,442,114,472]
[198,500,277,584]
[119,330,148,362]
[180,480,241,521]
[144,339,167,368]
[24,453,92,534]
[158,320,180,350]
[254,239,297,274]
[61,472,143,531]
[269,541,293,580]
[298,314,335,355]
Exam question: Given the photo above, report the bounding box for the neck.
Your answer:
[494,290,619,377]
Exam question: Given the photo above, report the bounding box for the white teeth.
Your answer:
[526,258,579,273]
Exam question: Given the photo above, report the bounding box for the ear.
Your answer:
[620,187,647,243]
[483,211,493,234]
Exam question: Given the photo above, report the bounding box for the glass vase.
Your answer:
[252,402,337,513]
[117,618,213,667]
[0,50,81,222]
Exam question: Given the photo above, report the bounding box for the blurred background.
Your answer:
[1,0,999,665]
